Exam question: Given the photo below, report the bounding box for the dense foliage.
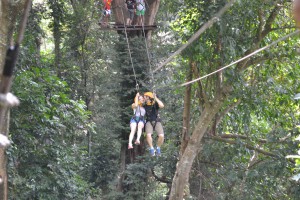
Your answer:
[1,0,299,199]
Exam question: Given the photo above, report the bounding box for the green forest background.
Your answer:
[1,0,300,199]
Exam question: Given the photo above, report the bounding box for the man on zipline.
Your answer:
[143,92,164,156]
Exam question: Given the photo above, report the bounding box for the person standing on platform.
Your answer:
[125,0,136,26]
[136,0,145,26]
[100,0,113,27]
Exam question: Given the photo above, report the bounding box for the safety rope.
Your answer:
[181,30,300,87]
[120,6,139,91]
[140,2,155,93]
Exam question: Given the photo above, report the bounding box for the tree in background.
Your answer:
[167,0,300,199]
[1,0,300,199]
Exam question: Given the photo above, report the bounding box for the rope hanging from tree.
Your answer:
[120,6,139,91]
[141,14,156,93]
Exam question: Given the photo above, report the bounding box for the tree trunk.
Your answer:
[169,95,226,200]
[50,0,62,77]
[0,1,25,199]
[53,18,61,77]
[179,61,193,159]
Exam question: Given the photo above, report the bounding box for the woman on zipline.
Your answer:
[128,92,145,149]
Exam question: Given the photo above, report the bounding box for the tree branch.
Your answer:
[192,63,209,105]
[215,99,241,126]
[151,168,172,184]
[261,4,281,39]
[206,133,292,144]
[207,136,279,158]
[236,3,282,72]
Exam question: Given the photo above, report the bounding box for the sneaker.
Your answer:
[156,147,161,156]
[149,148,155,156]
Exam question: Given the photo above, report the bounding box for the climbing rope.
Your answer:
[120,6,139,91]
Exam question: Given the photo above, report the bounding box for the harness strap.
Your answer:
[150,120,157,129]
[132,105,144,124]
[146,102,159,129]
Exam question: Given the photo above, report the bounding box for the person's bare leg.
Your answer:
[146,133,153,149]
[141,15,144,26]
[128,123,137,148]
[104,15,109,27]
[157,134,164,148]
[135,122,144,144]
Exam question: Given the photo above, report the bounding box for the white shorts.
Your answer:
[104,9,111,16]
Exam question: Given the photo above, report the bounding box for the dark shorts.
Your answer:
[128,9,135,20]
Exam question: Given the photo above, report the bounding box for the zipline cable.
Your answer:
[152,0,236,73]
[120,6,139,91]
[181,30,300,87]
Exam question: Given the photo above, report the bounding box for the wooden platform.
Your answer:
[99,24,157,31]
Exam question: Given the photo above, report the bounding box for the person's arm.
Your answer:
[132,92,140,109]
[154,93,164,108]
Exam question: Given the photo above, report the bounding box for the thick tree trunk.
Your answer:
[112,0,127,25]
[169,95,226,200]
